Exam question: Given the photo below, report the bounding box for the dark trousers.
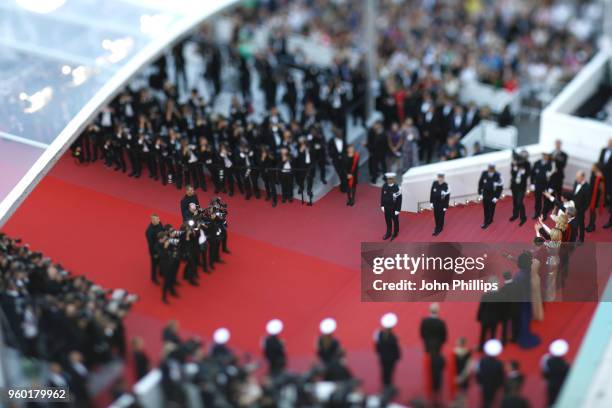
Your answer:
[380,360,397,386]
[150,254,160,283]
[419,138,433,164]
[482,197,496,225]
[316,157,327,182]
[263,173,277,204]
[479,321,498,349]
[196,164,208,191]
[511,189,526,221]
[280,172,293,202]
[534,189,544,217]
[384,208,399,237]
[501,315,520,344]
[576,210,586,242]
[347,179,357,203]
[368,154,387,183]
[199,243,209,272]
[433,205,445,232]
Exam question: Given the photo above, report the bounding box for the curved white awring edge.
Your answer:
[0,0,239,227]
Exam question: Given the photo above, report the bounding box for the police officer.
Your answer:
[317,318,341,366]
[478,164,503,229]
[374,313,401,388]
[542,339,570,407]
[509,152,530,226]
[381,173,402,240]
[263,319,286,375]
[145,214,163,284]
[430,173,450,236]
[476,339,505,408]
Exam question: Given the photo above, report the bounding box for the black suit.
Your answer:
[264,335,286,374]
[180,194,200,220]
[498,280,521,344]
[478,170,503,226]
[430,181,450,233]
[419,316,447,356]
[328,137,347,192]
[145,223,163,283]
[477,291,502,349]
[572,181,591,242]
[531,159,552,218]
[477,356,505,408]
[543,356,569,407]
[375,329,401,386]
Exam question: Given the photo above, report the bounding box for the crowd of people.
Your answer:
[423,139,612,238]
[0,233,136,406]
[123,296,570,408]
[145,191,231,304]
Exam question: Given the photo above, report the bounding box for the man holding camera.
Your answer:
[180,185,200,221]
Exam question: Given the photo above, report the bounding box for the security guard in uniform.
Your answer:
[375,313,401,388]
[509,153,530,226]
[478,164,503,229]
[381,173,402,240]
[430,173,450,236]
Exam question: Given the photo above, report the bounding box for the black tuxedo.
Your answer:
[572,181,590,242]
[419,316,447,356]
[375,329,401,386]
[145,222,163,283]
[328,137,347,192]
[531,159,553,218]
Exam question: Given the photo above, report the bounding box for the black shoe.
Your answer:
[265,196,270,201]
[432,229,438,236]
[481,223,489,229]
[222,249,231,254]
[382,234,391,240]
[152,280,159,285]
[390,234,398,241]
[604,221,612,229]
[519,219,527,226]
[272,201,277,207]
[508,216,518,222]
[171,291,180,298]
[162,298,169,304]
[189,280,199,287]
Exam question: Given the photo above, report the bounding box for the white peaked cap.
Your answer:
[549,339,569,357]
[384,172,397,178]
[266,319,284,336]
[380,313,398,329]
[319,318,337,335]
[213,328,230,345]
[484,339,503,357]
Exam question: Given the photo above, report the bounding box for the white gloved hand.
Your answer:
[430,203,434,209]
[381,207,384,213]
[394,211,400,216]
[478,195,483,201]
[529,184,535,191]
[492,198,498,203]
[443,208,447,212]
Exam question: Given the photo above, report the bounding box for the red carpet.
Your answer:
[4,154,610,407]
